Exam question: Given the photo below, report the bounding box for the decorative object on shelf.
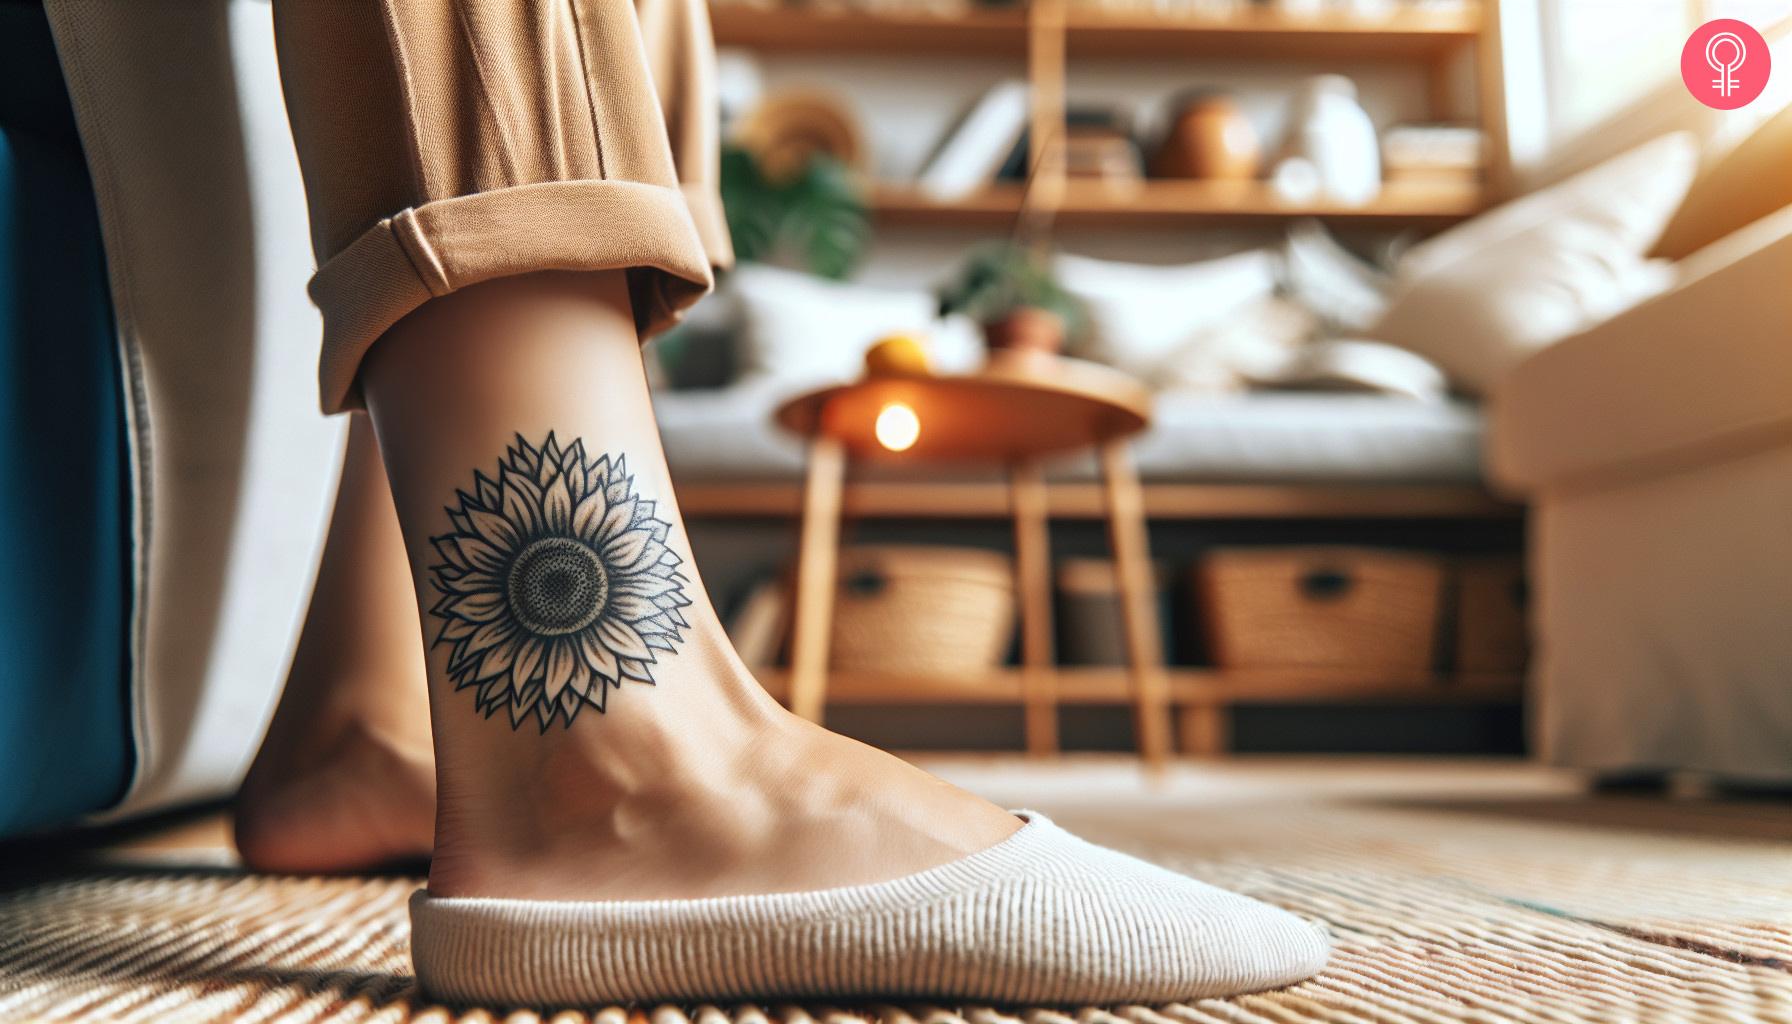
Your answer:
[937,242,1083,357]
[1381,123,1484,185]
[1277,74,1381,206]
[714,50,766,129]
[1195,547,1445,671]
[720,143,870,280]
[735,88,865,182]
[916,79,1030,201]
[829,546,1016,679]
[1271,0,1397,16]
[1068,0,1248,13]
[1063,126,1143,183]
[1269,156,1322,204]
[1150,90,1260,181]
[995,107,1130,183]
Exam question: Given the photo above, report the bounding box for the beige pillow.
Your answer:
[1653,104,1792,261]
[1372,133,1698,395]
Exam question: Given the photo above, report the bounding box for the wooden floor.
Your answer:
[5,757,1792,1023]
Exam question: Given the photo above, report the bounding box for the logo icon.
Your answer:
[1682,19,1770,109]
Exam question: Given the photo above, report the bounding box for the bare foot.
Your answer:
[426,640,1021,901]
[234,414,438,874]
[235,708,435,874]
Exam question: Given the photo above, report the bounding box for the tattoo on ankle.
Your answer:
[428,433,691,730]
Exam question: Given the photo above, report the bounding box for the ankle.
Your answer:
[432,640,789,838]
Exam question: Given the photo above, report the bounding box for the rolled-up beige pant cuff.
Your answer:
[310,179,714,414]
[682,183,735,273]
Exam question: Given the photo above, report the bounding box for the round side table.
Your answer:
[774,355,1175,766]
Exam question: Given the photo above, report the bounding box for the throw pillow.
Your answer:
[1055,249,1279,382]
[1652,103,1792,261]
[1154,296,1317,394]
[730,264,983,391]
[1371,133,1697,395]
[1280,219,1392,333]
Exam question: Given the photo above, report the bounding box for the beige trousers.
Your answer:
[271,0,733,413]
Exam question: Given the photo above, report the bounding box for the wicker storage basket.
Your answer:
[1055,557,1171,665]
[831,545,1015,678]
[1195,547,1444,671]
[1454,557,1529,672]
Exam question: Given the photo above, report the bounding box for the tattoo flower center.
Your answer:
[428,433,690,729]
[508,537,608,636]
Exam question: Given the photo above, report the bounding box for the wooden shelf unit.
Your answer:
[711,1,1510,214]
[756,667,1522,707]
[675,479,1521,520]
[872,178,1485,225]
[756,667,1522,756]
[688,479,1522,756]
[710,5,1481,59]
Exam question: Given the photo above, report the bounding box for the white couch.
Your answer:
[1489,112,1792,782]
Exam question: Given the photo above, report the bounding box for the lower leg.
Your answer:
[235,415,436,872]
[361,270,1019,901]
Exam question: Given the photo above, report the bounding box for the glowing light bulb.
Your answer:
[874,402,920,452]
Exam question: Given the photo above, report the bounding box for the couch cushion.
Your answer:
[1652,103,1792,261]
[1372,133,1696,397]
[656,385,1482,483]
[1490,204,1792,494]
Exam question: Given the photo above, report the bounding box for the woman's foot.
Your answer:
[235,704,435,874]
[425,640,1020,901]
[234,415,438,874]
[361,271,1023,902]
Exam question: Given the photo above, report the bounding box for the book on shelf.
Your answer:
[1381,124,1484,171]
[995,107,1133,181]
[914,80,1029,201]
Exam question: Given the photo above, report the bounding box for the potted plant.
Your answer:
[936,242,1081,358]
[719,143,869,280]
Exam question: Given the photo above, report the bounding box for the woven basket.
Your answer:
[831,545,1015,678]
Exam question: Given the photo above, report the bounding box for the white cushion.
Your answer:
[1056,250,1280,386]
[729,264,982,391]
[1371,133,1698,396]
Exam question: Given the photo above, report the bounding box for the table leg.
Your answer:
[1010,459,1059,756]
[788,437,845,724]
[1098,440,1174,768]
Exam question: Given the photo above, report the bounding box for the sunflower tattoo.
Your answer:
[428,433,690,730]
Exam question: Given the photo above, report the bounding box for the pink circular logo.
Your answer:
[1682,19,1770,109]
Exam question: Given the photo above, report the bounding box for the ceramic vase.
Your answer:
[1283,75,1381,205]
[1151,92,1260,180]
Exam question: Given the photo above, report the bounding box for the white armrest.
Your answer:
[1489,205,1792,493]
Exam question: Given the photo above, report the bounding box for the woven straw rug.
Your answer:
[4,758,1791,1024]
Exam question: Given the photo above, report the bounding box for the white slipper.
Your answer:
[409,810,1328,1006]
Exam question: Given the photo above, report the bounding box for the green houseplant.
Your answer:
[935,242,1082,356]
[719,143,869,280]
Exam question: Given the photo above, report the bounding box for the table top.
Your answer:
[775,354,1152,462]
